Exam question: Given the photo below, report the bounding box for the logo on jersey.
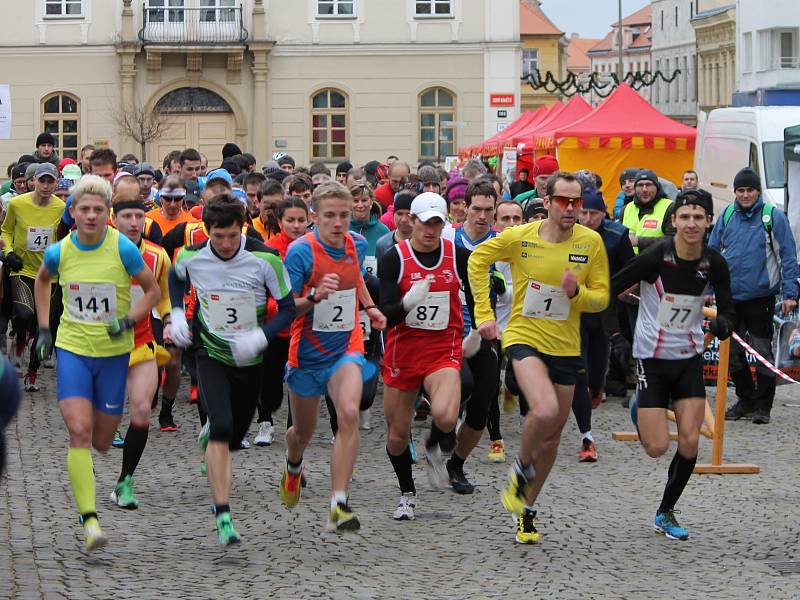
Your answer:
[410,272,422,280]
[642,219,659,229]
[569,254,588,264]
[441,269,454,283]
[210,293,220,301]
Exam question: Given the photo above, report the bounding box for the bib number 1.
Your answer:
[522,280,570,321]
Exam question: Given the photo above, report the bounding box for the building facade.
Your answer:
[0,0,520,171]
[588,5,652,105]
[519,0,567,111]
[691,2,736,112]
[734,0,800,106]
[650,0,698,124]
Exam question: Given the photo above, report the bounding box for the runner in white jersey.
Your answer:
[611,190,735,541]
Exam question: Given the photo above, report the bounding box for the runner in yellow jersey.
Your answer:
[0,163,64,390]
[33,175,160,552]
[468,171,609,545]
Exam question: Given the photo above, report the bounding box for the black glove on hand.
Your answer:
[490,270,506,296]
[106,316,136,338]
[709,318,732,341]
[4,252,23,272]
[34,328,54,362]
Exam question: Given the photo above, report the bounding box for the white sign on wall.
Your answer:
[0,85,10,140]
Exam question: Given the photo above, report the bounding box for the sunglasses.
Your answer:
[161,196,184,203]
[551,196,583,210]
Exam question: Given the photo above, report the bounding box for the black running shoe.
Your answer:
[446,459,475,494]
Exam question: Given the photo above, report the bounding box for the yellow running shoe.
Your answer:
[488,440,506,463]
[500,465,531,516]
[502,389,518,414]
[83,518,108,552]
[279,463,302,508]
[515,509,540,544]
[326,501,361,532]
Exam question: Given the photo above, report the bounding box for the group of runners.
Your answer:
[0,144,789,552]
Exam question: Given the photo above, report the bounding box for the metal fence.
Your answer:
[138,4,248,45]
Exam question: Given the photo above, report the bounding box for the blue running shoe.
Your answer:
[112,430,124,448]
[654,510,689,540]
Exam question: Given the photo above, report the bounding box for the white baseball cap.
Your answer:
[410,192,447,223]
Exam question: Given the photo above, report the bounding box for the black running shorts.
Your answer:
[635,355,706,409]
[505,343,583,387]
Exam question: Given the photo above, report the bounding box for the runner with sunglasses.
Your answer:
[469,171,609,544]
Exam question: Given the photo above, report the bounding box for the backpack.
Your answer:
[721,202,775,255]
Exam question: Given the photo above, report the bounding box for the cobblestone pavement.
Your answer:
[1,366,799,600]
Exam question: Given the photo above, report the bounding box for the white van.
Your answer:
[694,106,800,216]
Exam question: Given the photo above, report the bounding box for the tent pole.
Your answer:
[618,0,624,83]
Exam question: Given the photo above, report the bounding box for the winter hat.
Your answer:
[220,159,242,176]
[533,155,559,177]
[221,143,242,159]
[733,167,761,192]
[36,132,55,147]
[445,176,469,202]
[619,167,639,185]
[634,169,659,187]
[276,154,295,169]
[58,157,76,173]
[11,163,28,180]
[394,191,415,212]
[55,178,73,193]
[675,188,713,216]
[582,187,606,212]
[262,161,282,177]
[61,163,82,181]
[524,201,548,221]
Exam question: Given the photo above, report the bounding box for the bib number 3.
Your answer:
[207,291,257,333]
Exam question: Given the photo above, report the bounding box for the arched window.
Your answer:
[311,89,347,160]
[419,87,455,161]
[41,92,79,160]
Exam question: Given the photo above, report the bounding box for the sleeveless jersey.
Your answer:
[288,232,364,369]
[133,239,170,347]
[384,238,464,368]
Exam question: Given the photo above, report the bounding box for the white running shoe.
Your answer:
[392,492,417,520]
[240,437,250,449]
[359,408,372,430]
[254,422,274,446]
[424,445,450,490]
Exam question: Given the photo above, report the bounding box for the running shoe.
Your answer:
[392,493,417,521]
[653,510,689,540]
[254,422,274,446]
[578,439,598,463]
[83,518,108,552]
[359,408,372,430]
[110,475,139,509]
[424,444,450,490]
[725,400,753,421]
[751,409,771,425]
[326,501,361,532]
[240,437,250,449]
[515,508,540,545]
[215,512,241,546]
[23,372,39,392]
[501,463,532,516]
[189,384,198,404]
[502,389,517,414]
[43,357,55,369]
[279,462,302,508]
[488,440,506,463]
[112,431,125,448]
[446,460,475,494]
[158,411,178,432]
[197,420,210,452]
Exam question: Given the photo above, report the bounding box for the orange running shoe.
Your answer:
[189,384,198,404]
[578,439,598,463]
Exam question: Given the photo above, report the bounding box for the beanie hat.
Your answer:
[524,201,548,221]
[11,163,28,180]
[220,158,242,176]
[276,154,295,168]
[733,167,761,192]
[58,157,76,173]
[265,169,288,184]
[61,163,82,181]
[336,161,353,175]
[418,165,440,185]
[17,154,37,165]
[221,142,242,159]
[675,188,713,216]
[533,155,559,177]
[634,169,659,187]
[262,160,282,177]
[619,167,639,185]
[36,132,55,147]
[55,178,73,193]
[394,191,415,212]
[445,176,469,202]
[582,187,607,212]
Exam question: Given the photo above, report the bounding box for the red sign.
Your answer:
[490,94,515,107]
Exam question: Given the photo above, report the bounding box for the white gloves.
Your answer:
[462,329,482,359]
[402,278,431,312]
[170,308,192,348]
[231,328,268,366]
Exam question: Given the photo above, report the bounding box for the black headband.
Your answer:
[113,200,147,213]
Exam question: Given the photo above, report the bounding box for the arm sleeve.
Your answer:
[570,237,610,314]
[0,201,14,251]
[155,251,172,318]
[456,245,476,328]
[378,246,406,328]
[118,234,146,276]
[710,252,737,332]
[168,265,187,311]
[611,241,662,295]
[284,240,313,295]
[43,242,61,276]
[773,211,800,299]
[467,229,514,327]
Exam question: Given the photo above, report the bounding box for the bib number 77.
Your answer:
[656,293,702,332]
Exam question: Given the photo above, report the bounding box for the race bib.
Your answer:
[359,310,371,340]
[312,288,356,332]
[66,282,117,323]
[656,293,702,332]
[363,255,378,277]
[26,226,53,252]
[522,280,570,321]
[405,291,450,331]
[206,290,257,333]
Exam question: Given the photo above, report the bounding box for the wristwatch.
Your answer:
[306,288,319,304]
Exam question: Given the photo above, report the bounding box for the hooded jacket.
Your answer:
[349,203,390,255]
[33,149,60,167]
[708,195,799,302]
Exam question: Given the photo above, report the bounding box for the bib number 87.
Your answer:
[415,305,439,321]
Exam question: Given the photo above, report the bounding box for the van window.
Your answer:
[763,141,784,189]
[749,142,760,176]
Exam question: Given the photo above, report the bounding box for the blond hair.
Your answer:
[311,181,352,212]
[72,174,113,208]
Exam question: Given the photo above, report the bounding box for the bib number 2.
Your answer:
[312,289,356,332]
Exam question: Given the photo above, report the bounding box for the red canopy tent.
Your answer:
[509,101,567,148]
[477,107,547,157]
[554,84,696,197]
[459,110,533,159]
[522,95,593,151]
